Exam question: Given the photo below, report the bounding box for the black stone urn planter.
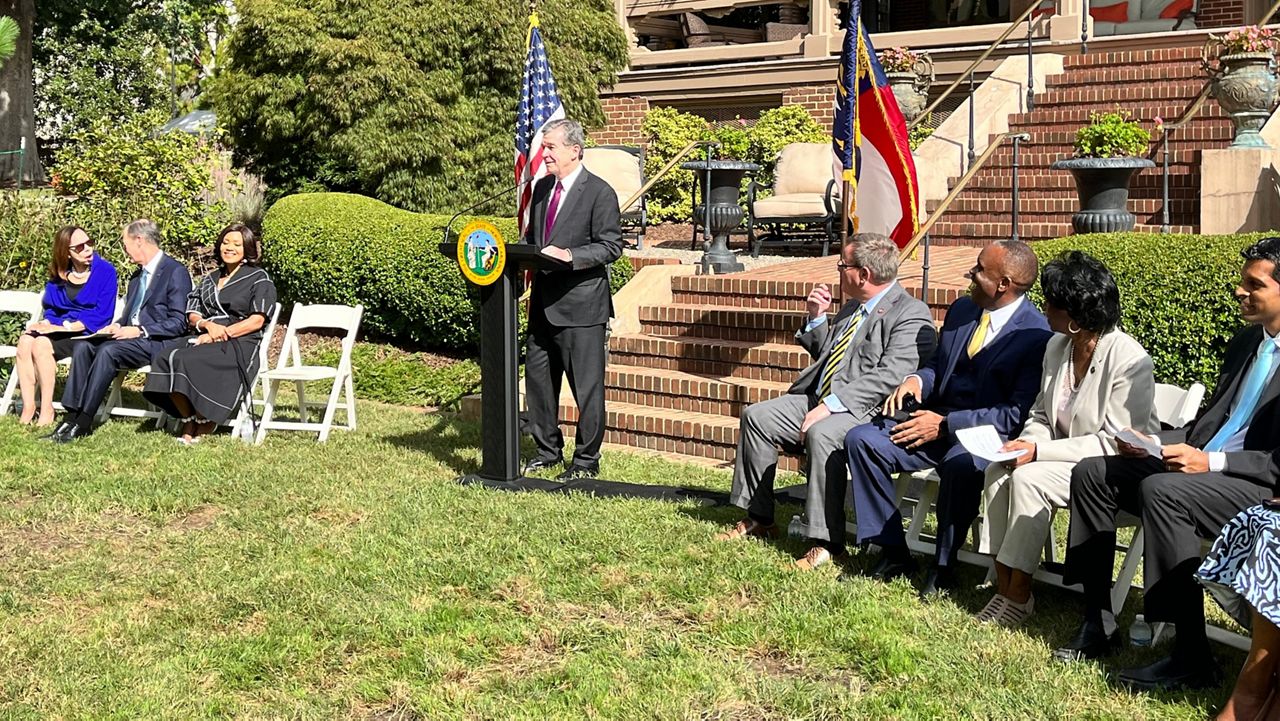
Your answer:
[681,159,760,274]
[1050,157,1156,234]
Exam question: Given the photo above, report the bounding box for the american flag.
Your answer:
[514,14,566,238]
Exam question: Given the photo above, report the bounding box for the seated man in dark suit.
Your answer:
[715,232,937,570]
[47,219,193,443]
[845,240,1052,598]
[1053,237,1280,692]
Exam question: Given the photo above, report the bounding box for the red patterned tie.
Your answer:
[542,181,563,245]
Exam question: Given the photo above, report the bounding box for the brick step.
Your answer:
[639,304,809,344]
[1045,64,1208,85]
[1062,48,1207,69]
[604,365,790,417]
[955,171,1199,191]
[557,399,801,471]
[608,334,809,383]
[1032,80,1212,107]
[925,222,1195,244]
[668,273,830,311]
[962,150,1184,169]
[941,187,1200,202]
[1010,106,1228,126]
[1007,128,1235,146]
[928,196,1197,216]
[935,210,1197,226]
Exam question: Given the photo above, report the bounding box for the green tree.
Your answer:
[209,0,629,213]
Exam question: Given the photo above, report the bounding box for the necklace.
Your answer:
[1069,335,1098,389]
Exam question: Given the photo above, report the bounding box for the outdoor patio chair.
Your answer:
[679,12,733,47]
[0,290,44,416]
[583,145,648,248]
[255,303,363,444]
[745,142,840,257]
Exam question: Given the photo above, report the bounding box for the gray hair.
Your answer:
[124,219,162,246]
[544,118,586,158]
[993,239,1039,292]
[844,232,900,283]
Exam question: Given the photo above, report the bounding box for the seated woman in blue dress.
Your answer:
[143,223,277,444]
[15,226,117,426]
[1198,502,1280,721]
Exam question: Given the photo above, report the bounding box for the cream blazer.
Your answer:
[1017,329,1159,462]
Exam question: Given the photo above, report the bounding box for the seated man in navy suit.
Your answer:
[844,240,1052,599]
[47,219,193,443]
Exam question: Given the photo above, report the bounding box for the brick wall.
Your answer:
[1196,0,1245,28]
[782,85,836,132]
[594,96,650,146]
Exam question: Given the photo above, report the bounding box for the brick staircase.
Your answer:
[557,248,976,468]
[926,46,1234,246]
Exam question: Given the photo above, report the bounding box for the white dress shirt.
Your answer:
[1204,331,1280,471]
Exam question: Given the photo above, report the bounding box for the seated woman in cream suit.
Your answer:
[975,251,1159,626]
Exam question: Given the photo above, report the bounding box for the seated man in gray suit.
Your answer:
[715,233,938,570]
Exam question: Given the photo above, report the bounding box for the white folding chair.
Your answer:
[1035,381,1207,614]
[255,303,363,444]
[0,290,45,416]
[226,302,282,438]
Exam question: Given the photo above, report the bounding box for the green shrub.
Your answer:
[641,105,827,223]
[0,192,67,291]
[1030,232,1267,393]
[308,341,481,408]
[262,192,634,351]
[1072,110,1151,158]
[52,111,234,256]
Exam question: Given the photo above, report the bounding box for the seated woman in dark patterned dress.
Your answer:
[1198,502,1280,721]
[143,223,277,444]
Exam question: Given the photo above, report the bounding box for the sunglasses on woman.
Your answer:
[69,239,95,251]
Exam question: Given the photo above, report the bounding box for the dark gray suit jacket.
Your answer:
[525,169,624,327]
[789,283,938,424]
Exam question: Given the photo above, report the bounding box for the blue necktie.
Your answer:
[128,270,150,324]
[1205,341,1277,452]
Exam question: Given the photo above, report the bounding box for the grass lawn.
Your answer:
[0,400,1240,719]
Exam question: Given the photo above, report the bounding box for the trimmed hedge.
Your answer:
[1030,232,1269,394]
[262,193,634,351]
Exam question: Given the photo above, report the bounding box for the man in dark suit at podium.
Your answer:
[522,118,624,480]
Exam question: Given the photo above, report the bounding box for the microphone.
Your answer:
[444,177,534,245]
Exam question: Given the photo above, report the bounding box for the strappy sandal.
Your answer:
[975,594,1008,623]
[989,594,1035,628]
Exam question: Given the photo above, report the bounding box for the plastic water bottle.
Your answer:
[787,515,806,538]
[1129,614,1153,647]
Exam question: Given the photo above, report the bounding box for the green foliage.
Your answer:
[33,1,229,154]
[209,0,628,214]
[52,111,234,258]
[1073,111,1151,158]
[309,342,481,408]
[909,124,935,150]
[262,192,634,351]
[0,16,18,69]
[641,105,828,223]
[1030,232,1267,393]
[0,192,68,291]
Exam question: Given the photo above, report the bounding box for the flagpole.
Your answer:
[844,16,863,249]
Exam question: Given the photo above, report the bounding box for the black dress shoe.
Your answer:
[1052,622,1123,662]
[556,464,599,481]
[918,566,958,601]
[1118,653,1223,691]
[51,423,89,444]
[521,457,563,474]
[869,552,919,582]
[41,421,72,441]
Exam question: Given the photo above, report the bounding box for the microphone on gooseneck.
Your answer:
[444,177,535,244]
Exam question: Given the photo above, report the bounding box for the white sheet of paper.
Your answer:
[1116,428,1163,457]
[955,425,1028,463]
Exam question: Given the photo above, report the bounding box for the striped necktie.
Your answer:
[818,310,865,398]
[966,311,991,358]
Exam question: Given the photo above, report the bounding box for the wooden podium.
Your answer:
[437,241,567,485]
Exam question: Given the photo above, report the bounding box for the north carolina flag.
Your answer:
[832,4,920,248]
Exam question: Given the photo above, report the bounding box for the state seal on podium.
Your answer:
[456,220,506,286]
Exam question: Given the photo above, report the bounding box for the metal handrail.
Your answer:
[907,1,1044,130]
[899,131,1013,261]
[620,139,716,213]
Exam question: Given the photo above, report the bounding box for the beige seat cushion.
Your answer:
[753,193,830,219]
[583,148,642,211]
[773,143,837,197]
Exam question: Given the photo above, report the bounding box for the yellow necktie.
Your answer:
[966,311,991,358]
[818,311,864,398]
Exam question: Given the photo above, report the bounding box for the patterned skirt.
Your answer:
[1196,504,1280,630]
